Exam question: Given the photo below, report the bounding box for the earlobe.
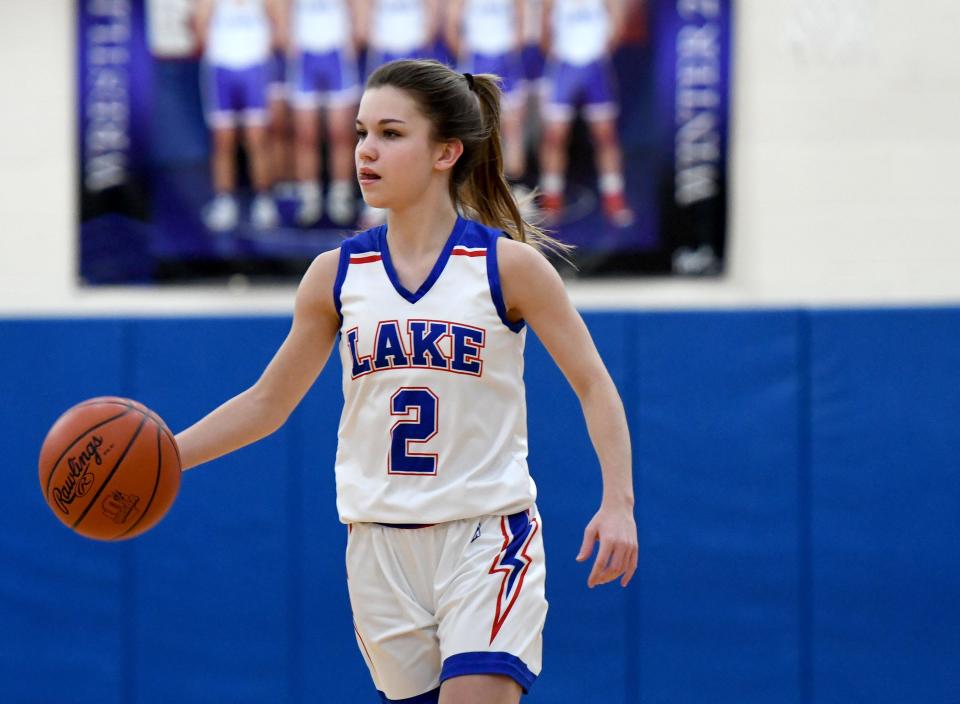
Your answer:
[435,139,465,172]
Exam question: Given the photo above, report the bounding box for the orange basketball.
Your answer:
[39,397,181,541]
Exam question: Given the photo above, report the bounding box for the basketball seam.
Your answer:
[151,419,182,469]
[74,398,131,410]
[134,405,181,469]
[72,415,149,530]
[117,425,165,540]
[43,409,131,497]
[76,398,181,469]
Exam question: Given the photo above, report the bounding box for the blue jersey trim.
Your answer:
[486,233,526,333]
[377,687,440,703]
[440,651,538,693]
[379,216,467,304]
[334,227,385,326]
[332,245,351,327]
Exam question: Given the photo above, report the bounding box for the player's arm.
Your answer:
[499,237,638,588]
[444,0,464,59]
[345,0,362,51]
[604,0,626,51]
[192,0,215,51]
[514,0,524,52]
[350,0,373,47]
[540,0,554,56]
[266,0,289,53]
[424,0,441,43]
[175,249,342,471]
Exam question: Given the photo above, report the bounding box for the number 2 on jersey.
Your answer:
[389,387,439,475]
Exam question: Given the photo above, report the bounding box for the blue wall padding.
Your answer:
[525,313,632,704]
[2,309,959,704]
[130,318,295,703]
[0,321,128,704]
[809,309,960,704]
[633,312,803,704]
[293,344,371,704]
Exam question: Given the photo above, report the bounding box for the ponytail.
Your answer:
[459,74,570,257]
[366,60,571,257]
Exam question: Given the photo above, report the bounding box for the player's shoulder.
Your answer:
[298,229,378,297]
[495,232,552,272]
[456,217,503,249]
[339,226,385,256]
[495,234,564,318]
[453,217,554,276]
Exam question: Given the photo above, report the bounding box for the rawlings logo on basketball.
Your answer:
[101,490,140,524]
[51,435,105,515]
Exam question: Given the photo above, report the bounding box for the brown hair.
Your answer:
[366,59,570,256]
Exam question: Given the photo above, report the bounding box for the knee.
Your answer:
[328,119,353,145]
[542,122,569,149]
[213,128,236,152]
[590,120,617,147]
[295,122,317,150]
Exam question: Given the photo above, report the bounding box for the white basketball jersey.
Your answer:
[205,0,271,68]
[370,0,427,52]
[292,0,350,53]
[464,0,516,56]
[551,0,611,65]
[333,217,537,524]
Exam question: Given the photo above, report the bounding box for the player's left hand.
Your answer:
[576,503,638,588]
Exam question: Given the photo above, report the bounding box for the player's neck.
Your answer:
[385,190,459,260]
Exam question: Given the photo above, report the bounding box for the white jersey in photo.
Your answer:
[370,0,428,52]
[551,0,611,66]
[463,0,518,56]
[204,0,272,68]
[292,0,351,53]
[333,217,536,524]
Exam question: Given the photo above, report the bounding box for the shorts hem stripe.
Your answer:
[439,651,538,693]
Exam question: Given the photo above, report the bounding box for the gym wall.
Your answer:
[1,2,959,703]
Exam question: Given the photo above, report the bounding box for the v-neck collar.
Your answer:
[378,215,467,304]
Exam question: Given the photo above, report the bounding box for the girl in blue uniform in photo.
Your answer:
[539,0,635,227]
[287,0,363,226]
[354,0,442,227]
[195,0,285,231]
[445,0,527,189]
[174,59,637,703]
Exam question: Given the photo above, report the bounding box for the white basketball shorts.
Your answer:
[345,506,548,702]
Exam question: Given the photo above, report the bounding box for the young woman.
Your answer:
[354,0,442,228]
[195,0,284,231]
[175,59,637,704]
[444,0,526,185]
[287,0,362,226]
[539,0,635,227]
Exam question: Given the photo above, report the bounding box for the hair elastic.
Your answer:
[463,72,475,90]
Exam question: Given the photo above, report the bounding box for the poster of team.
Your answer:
[78,0,731,284]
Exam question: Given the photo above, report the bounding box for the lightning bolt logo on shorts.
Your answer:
[488,510,539,644]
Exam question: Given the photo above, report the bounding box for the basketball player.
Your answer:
[539,0,635,227]
[445,0,526,186]
[354,0,442,228]
[520,0,546,96]
[195,0,284,231]
[267,33,298,201]
[288,0,362,226]
[175,60,637,703]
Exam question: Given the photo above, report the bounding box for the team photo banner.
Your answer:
[78,0,732,284]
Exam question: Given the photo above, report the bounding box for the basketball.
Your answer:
[38,397,181,541]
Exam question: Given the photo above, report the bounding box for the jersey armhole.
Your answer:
[487,234,526,333]
[332,244,351,328]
